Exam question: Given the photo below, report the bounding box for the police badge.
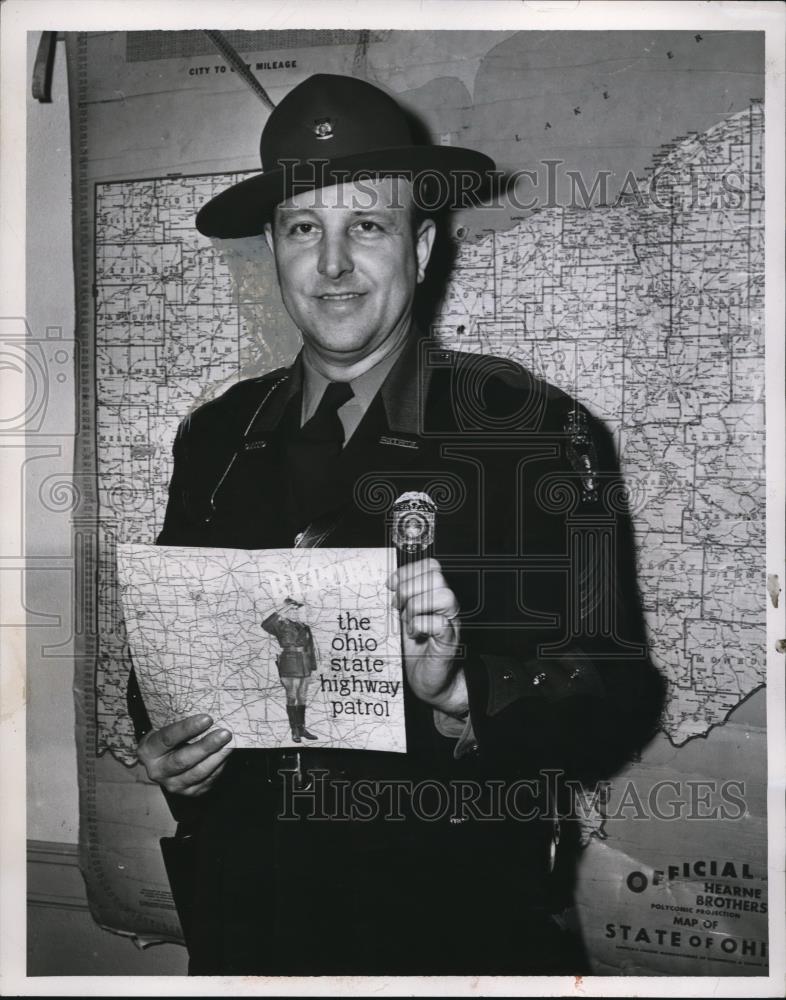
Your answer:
[313,117,334,140]
[391,491,436,564]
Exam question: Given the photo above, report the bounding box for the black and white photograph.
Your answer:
[2,0,784,994]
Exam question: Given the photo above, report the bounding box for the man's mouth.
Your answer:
[316,292,366,300]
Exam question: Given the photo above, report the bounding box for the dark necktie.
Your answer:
[285,381,354,529]
[300,380,354,446]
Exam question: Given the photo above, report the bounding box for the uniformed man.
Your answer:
[129,73,663,976]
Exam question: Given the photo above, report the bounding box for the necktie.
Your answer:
[300,380,354,445]
[285,381,354,529]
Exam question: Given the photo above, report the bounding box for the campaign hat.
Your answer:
[195,73,496,238]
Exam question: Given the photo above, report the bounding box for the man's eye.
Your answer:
[353,220,382,234]
[289,222,317,236]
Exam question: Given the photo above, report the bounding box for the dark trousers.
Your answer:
[175,773,589,976]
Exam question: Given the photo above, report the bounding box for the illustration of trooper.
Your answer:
[261,598,319,743]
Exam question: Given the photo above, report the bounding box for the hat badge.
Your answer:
[313,117,334,140]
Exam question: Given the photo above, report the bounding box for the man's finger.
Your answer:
[142,714,214,759]
[172,757,231,797]
[386,557,439,592]
[159,728,233,777]
[401,586,457,621]
[393,564,448,611]
[164,744,234,793]
[406,613,459,642]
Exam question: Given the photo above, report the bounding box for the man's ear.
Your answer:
[263,220,275,255]
[415,217,437,284]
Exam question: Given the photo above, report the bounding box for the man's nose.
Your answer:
[317,231,354,280]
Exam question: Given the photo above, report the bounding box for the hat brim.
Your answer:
[195,146,496,238]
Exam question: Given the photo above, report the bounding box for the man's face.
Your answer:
[264,178,435,368]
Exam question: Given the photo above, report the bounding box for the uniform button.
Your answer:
[468,743,480,756]
[532,672,546,687]
[502,670,513,681]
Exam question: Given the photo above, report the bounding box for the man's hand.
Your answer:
[387,557,468,714]
[137,715,233,797]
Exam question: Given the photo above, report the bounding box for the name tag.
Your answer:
[379,435,419,450]
[243,440,268,451]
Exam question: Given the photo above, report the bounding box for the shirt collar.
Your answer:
[301,337,408,424]
[243,328,434,443]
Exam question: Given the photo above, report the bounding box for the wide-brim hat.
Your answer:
[195,73,496,238]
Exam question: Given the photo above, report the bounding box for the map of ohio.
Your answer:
[96,104,763,761]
